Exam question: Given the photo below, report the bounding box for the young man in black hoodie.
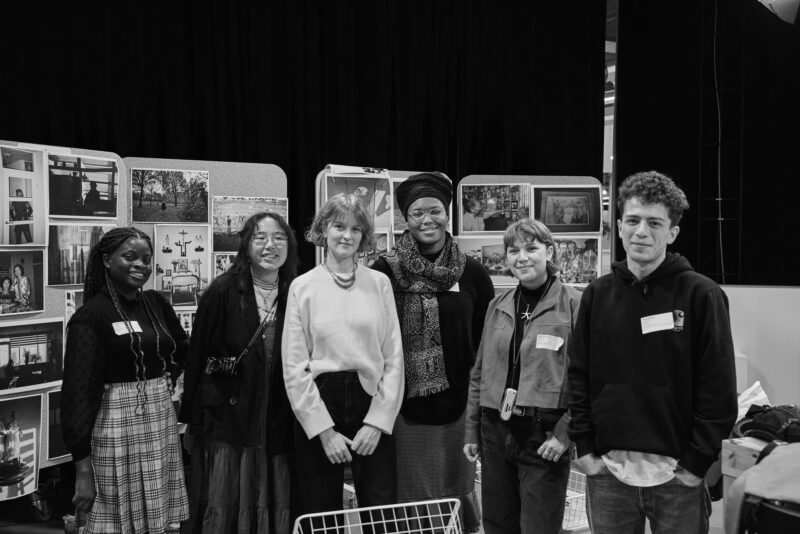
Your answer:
[568,171,737,534]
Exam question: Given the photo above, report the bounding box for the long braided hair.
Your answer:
[84,227,177,412]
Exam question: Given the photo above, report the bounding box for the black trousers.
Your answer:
[294,371,397,515]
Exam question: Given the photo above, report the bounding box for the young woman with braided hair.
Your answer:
[62,227,189,534]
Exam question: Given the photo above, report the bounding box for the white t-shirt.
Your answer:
[602,450,678,487]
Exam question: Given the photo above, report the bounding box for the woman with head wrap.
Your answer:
[372,172,494,532]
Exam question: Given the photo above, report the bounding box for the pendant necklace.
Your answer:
[253,275,279,315]
[516,277,551,322]
[323,262,357,289]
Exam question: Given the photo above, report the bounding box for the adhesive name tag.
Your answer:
[536,334,564,351]
[112,321,143,335]
[448,282,460,292]
[640,312,674,334]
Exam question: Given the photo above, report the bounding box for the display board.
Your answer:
[313,164,453,266]
[456,175,602,288]
[0,140,287,499]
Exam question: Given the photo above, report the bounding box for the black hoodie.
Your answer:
[567,252,737,477]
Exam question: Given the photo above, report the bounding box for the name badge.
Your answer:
[448,282,460,292]
[536,334,564,351]
[640,312,674,334]
[112,321,143,336]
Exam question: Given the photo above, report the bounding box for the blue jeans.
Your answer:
[586,469,711,534]
[294,371,396,515]
[480,408,570,534]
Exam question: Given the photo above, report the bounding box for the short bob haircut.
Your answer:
[617,170,689,227]
[305,193,376,254]
[503,218,559,273]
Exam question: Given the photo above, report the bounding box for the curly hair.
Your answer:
[617,171,690,226]
[305,193,376,254]
[503,218,559,273]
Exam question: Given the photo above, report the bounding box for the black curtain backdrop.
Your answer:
[615,0,800,285]
[0,2,605,270]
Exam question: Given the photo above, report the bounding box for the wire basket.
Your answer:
[292,497,462,534]
[562,469,590,532]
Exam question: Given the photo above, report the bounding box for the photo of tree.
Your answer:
[131,169,209,223]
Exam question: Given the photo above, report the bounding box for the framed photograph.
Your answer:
[211,196,289,252]
[0,394,41,501]
[176,309,197,338]
[154,224,210,307]
[47,224,114,286]
[356,233,389,268]
[0,249,45,316]
[213,253,236,278]
[553,235,600,287]
[46,390,69,462]
[48,154,118,218]
[459,183,531,233]
[0,318,65,391]
[532,185,602,233]
[2,146,47,245]
[131,168,209,223]
[456,236,516,286]
[325,174,392,232]
[64,290,84,325]
[391,179,408,233]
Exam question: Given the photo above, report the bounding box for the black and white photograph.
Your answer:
[325,174,392,232]
[46,390,69,461]
[391,178,408,233]
[2,146,47,245]
[176,309,197,338]
[0,394,41,501]
[459,183,531,233]
[0,318,65,391]
[213,252,236,278]
[48,154,118,218]
[0,250,44,316]
[64,290,84,326]
[154,224,210,307]
[533,185,602,234]
[131,168,209,223]
[457,236,516,286]
[47,224,114,286]
[356,233,389,268]
[553,235,600,286]
[211,195,289,252]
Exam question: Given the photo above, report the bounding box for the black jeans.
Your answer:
[294,371,397,515]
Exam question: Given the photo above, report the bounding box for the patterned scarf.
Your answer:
[384,232,466,398]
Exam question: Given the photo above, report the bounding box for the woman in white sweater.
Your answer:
[282,193,404,514]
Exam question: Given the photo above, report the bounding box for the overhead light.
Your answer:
[757,0,799,24]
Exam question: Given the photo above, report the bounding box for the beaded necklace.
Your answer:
[323,262,357,290]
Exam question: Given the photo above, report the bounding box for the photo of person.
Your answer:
[457,236,517,286]
[211,195,288,251]
[553,235,600,286]
[325,174,392,232]
[459,184,531,233]
[532,186,602,234]
[2,146,47,245]
[131,168,209,223]
[212,252,236,278]
[0,250,44,316]
[48,154,119,218]
[8,189,33,244]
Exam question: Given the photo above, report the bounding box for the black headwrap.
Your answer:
[395,172,452,215]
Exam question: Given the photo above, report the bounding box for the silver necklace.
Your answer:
[323,263,357,289]
[516,277,551,322]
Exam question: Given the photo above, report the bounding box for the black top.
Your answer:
[506,280,550,390]
[61,289,188,461]
[372,255,494,424]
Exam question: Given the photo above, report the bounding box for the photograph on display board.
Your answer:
[153,224,210,307]
[325,174,392,232]
[48,154,118,218]
[176,309,197,338]
[211,196,289,252]
[391,178,408,233]
[64,290,84,325]
[0,394,41,501]
[213,252,236,278]
[46,390,69,461]
[459,183,531,233]
[356,233,389,268]
[130,168,209,223]
[532,185,601,234]
[553,235,600,287]
[456,236,516,286]
[47,224,114,286]
[1,146,47,245]
[0,249,44,316]
[0,318,65,391]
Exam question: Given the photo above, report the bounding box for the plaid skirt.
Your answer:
[88,377,189,534]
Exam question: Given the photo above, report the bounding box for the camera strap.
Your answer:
[231,306,275,372]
